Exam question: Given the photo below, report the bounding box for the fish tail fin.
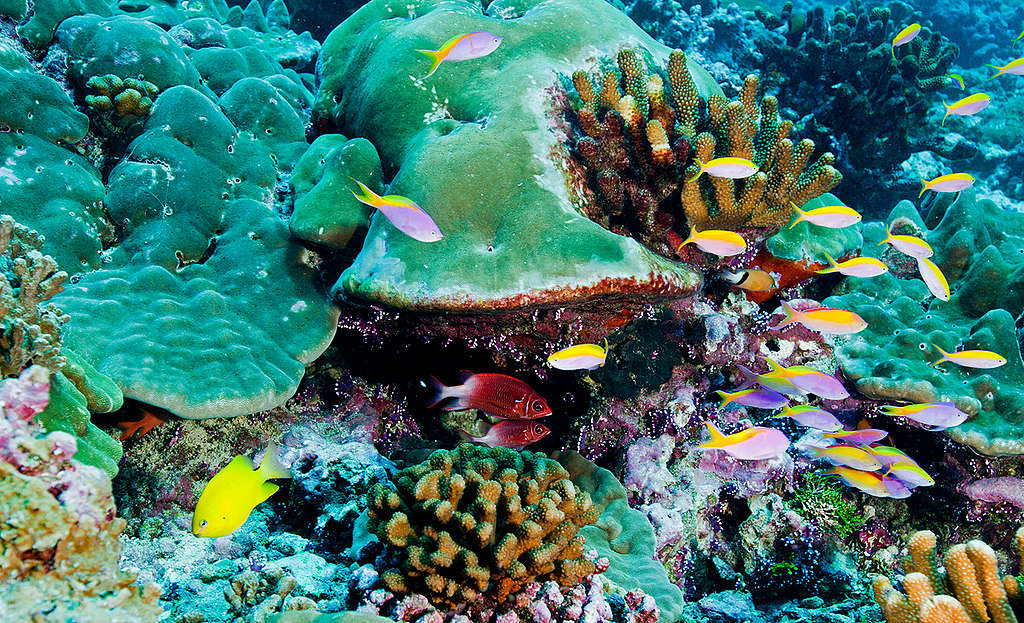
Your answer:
[761,355,785,374]
[984,67,1001,81]
[416,49,444,78]
[697,421,726,448]
[941,105,951,127]
[878,405,897,416]
[426,375,458,408]
[677,225,697,252]
[929,343,950,366]
[918,179,930,198]
[734,364,759,390]
[788,201,805,229]
[686,159,705,183]
[350,178,380,207]
[769,300,799,330]
[878,223,892,246]
[257,443,291,480]
[715,390,734,408]
[816,251,839,274]
[456,427,481,443]
[891,44,896,60]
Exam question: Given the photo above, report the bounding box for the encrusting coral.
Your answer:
[366,444,600,608]
[873,528,1024,623]
[0,365,162,621]
[564,47,841,259]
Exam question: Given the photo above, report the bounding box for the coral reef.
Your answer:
[825,190,1024,455]
[0,365,162,620]
[563,50,841,259]
[83,74,161,127]
[366,444,600,607]
[313,0,707,311]
[873,528,1024,623]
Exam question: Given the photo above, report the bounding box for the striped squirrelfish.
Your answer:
[986,57,1024,80]
[771,300,868,335]
[812,444,883,471]
[941,93,991,126]
[816,252,888,278]
[919,173,975,198]
[789,201,862,229]
[687,157,758,182]
[916,257,950,301]
[891,23,921,58]
[878,224,933,258]
[828,466,911,498]
[823,428,889,445]
[193,444,290,537]
[677,225,747,257]
[547,341,608,371]
[461,420,550,449]
[350,179,443,242]
[880,401,968,430]
[718,268,776,292]
[715,388,790,410]
[428,372,552,419]
[759,356,850,400]
[696,421,790,461]
[931,344,1007,369]
[774,404,843,432]
[416,31,503,78]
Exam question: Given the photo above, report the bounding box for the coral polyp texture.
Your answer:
[562,48,841,258]
[83,74,160,127]
[366,444,600,607]
[873,528,1024,623]
[314,0,709,311]
[0,365,162,621]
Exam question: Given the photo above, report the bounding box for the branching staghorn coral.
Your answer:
[872,528,1024,623]
[564,48,841,259]
[0,215,69,377]
[366,444,600,608]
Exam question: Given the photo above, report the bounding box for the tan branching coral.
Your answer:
[873,528,1024,623]
[366,444,600,608]
[84,74,160,124]
[564,48,841,258]
[0,214,69,377]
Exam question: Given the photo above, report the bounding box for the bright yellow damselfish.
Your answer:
[547,340,608,371]
[192,444,290,538]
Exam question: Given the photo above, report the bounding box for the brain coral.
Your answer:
[366,444,600,607]
[825,190,1024,455]
[313,0,713,311]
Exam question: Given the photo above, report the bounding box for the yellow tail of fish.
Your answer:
[918,178,930,198]
[686,159,705,183]
[350,178,382,208]
[941,104,951,127]
[677,225,697,252]
[415,48,445,78]
[788,201,806,229]
[698,421,726,448]
[929,343,950,367]
[984,65,1003,82]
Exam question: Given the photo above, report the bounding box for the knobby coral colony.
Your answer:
[366,444,599,608]
[564,48,842,259]
[873,528,1024,623]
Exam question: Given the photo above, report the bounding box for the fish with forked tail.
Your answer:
[428,372,552,419]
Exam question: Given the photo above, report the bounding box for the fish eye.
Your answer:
[200,520,208,528]
[532,400,544,411]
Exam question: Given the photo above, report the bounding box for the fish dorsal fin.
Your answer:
[856,419,872,430]
[455,370,475,384]
[761,356,784,374]
[257,443,290,480]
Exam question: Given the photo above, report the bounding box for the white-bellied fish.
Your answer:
[812,444,883,471]
[879,224,933,258]
[880,401,968,430]
[931,344,1007,369]
[919,173,975,198]
[351,179,443,242]
[735,363,803,396]
[716,388,790,410]
[719,268,776,292]
[193,444,290,538]
[771,300,868,335]
[760,356,850,400]
[892,23,921,58]
[987,57,1024,80]
[677,226,747,257]
[917,257,950,301]
[823,428,889,445]
[774,404,843,431]
[941,93,991,125]
[547,341,608,371]
[816,252,888,278]
[828,466,911,498]
[883,460,935,487]
[789,201,862,229]
[687,157,758,182]
[696,422,790,460]
[416,31,503,78]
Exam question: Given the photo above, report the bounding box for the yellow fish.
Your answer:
[812,445,882,471]
[878,224,933,259]
[677,226,747,257]
[193,444,290,538]
[916,257,950,301]
[816,252,888,278]
[891,23,921,58]
[941,93,991,126]
[986,57,1024,80]
[789,201,861,229]
[719,268,776,292]
[415,31,503,78]
[771,300,868,335]
[547,340,608,371]
[919,173,975,197]
[687,157,758,182]
[931,344,1007,369]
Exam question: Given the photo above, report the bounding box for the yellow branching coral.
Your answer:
[366,444,600,608]
[563,47,841,259]
[873,528,1024,623]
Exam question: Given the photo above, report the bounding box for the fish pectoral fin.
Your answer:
[258,481,280,503]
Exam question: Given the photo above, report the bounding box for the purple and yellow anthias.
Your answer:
[416,31,503,78]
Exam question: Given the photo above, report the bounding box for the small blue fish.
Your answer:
[716,388,790,410]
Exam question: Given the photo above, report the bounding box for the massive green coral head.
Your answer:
[313,0,718,311]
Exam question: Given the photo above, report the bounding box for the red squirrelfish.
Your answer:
[428,372,552,419]
[462,420,550,449]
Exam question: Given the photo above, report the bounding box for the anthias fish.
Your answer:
[416,31,503,78]
[917,257,950,301]
[716,388,790,410]
[771,300,868,335]
[931,344,1007,369]
[696,422,790,461]
[812,444,883,471]
[350,179,443,242]
[880,402,969,430]
[816,252,888,278]
[891,23,921,58]
[941,93,991,125]
[193,444,290,538]
[735,363,803,396]
[879,225,933,258]
[547,341,608,371]
[428,372,552,419]
[823,428,889,445]
[677,226,747,256]
[462,420,550,448]
[919,173,975,197]
[760,356,850,400]
[986,57,1024,80]
[789,201,862,229]
[775,405,843,431]
[687,157,758,182]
